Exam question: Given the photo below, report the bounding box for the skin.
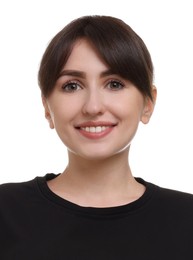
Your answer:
[42,38,157,207]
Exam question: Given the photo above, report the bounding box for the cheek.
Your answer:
[110,96,143,122]
[49,98,82,126]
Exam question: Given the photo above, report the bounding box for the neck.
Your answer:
[47,148,145,207]
[67,148,132,184]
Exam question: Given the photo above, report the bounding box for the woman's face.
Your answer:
[43,39,155,160]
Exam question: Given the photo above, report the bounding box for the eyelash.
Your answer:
[61,79,125,92]
[61,81,82,92]
[107,80,125,90]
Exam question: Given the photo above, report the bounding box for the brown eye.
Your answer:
[107,80,124,90]
[62,82,81,92]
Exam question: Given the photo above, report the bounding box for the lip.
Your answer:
[75,121,117,128]
[75,121,117,140]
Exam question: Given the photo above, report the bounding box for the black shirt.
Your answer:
[0,174,193,259]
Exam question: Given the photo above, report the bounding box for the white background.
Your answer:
[0,0,192,193]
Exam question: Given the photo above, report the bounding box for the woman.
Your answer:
[0,15,193,259]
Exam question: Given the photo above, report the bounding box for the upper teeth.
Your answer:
[81,126,109,133]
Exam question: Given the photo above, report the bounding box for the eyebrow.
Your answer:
[59,69,116,79]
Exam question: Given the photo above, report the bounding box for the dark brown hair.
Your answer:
[38,15,154,100]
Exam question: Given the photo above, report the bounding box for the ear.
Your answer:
[41,95,55,129]
[141,86,157,124]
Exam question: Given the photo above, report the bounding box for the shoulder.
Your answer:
[0,177,41,207]
[0,178,36,194]
[147,181,193,215]
[0,173,56,205]
[156,184,193,202]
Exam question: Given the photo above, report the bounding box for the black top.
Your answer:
[0,173,193,259]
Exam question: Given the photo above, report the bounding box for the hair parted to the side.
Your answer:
[38,15,154,100]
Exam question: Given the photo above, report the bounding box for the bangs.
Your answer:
[38,15,153,100]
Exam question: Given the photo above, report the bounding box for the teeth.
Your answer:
[81,126,110,133]
[90,127,95,133]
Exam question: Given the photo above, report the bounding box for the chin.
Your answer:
[70,147,126,161]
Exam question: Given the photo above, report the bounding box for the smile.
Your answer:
[75,122,117,139]
[80,126,110,133]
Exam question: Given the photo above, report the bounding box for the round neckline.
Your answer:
[37,173,155,218]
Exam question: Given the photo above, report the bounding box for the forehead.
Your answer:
[63,39,109,72]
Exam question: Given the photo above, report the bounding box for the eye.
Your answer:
[107,80,124,91]
[61,81,82,92]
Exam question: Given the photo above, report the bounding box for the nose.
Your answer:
[82,89,105,116]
